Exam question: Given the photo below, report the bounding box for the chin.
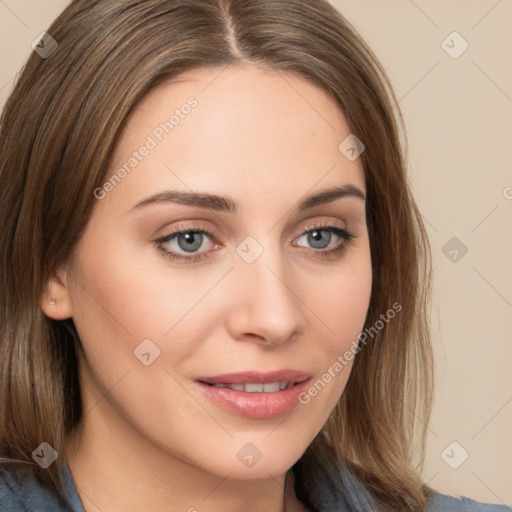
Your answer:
[196,432,313,480]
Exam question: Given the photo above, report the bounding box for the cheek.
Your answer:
[304,243,373,351]
[68,237,217,355]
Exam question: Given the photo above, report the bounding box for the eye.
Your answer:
[155,226,218,263]
[293,223,355,259]
[154,222,356,263]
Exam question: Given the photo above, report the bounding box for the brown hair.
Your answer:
[0,0,433,510]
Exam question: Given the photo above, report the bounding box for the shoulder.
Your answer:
[427,491,511,512]
[0,462,71,512]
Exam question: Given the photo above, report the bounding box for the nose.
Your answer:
[224,249,306,347]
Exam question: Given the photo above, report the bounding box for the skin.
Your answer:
[41,64,372,512]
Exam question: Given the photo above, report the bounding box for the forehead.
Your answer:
[102,64,365,211]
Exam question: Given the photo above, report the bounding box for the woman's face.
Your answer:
[54,64,372,479]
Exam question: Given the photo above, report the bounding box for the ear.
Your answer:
[39,267,73,320]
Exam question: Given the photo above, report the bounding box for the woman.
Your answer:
[0,1,509,511]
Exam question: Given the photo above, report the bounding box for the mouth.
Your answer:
[195,370,311,419]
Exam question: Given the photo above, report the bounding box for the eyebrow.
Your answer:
[130,184,365,214]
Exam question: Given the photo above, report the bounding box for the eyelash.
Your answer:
[154,222,356,263]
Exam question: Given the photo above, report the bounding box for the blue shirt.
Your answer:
[0,459,510,511]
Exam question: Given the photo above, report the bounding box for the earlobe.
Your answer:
[39,270,73,320]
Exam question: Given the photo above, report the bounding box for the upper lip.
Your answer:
[197,369,311,385]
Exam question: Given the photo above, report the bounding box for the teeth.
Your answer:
[263,382,280,393]
[211,381,290,393]
[244,383,263,393]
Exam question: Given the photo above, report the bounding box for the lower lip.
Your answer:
[197,380,310,419]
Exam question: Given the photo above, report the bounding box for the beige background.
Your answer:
[1,0,511,506]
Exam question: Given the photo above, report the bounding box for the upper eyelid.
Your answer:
[300,220,347,232]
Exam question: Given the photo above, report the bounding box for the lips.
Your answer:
[196,370,311,419]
